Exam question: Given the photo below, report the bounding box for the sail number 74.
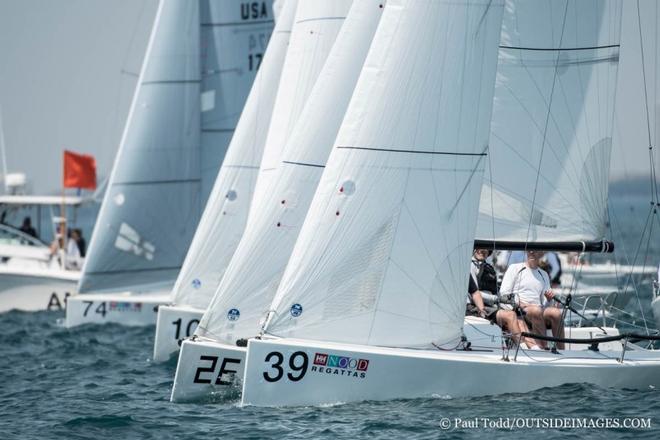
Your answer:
[83,300,106,317]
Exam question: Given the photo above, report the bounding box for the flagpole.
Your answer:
[0,105,9,193]
[61,151,67,270]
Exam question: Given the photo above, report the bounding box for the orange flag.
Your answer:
[63,150,97,189]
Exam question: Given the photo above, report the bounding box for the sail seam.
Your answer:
[295,16,347,25]
[201,20,274,27]
[337,146,486,156]
[222,164,260,169]
[141,80,201,85]
[282,160,325,168]
[113,179,201,186]
[499,44,619,52]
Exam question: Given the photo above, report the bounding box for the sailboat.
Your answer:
[234,0,660,407]
[153,0,298,362]
[65,0,274,328]
[170,0,367,402]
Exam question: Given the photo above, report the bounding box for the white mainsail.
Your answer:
[172,0,296,310]
[261,0,505,349]
[476,0,622,246]
[79,0,271,293]
[197,0,354,343]
[199,0,275,201]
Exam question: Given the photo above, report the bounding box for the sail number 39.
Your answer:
[262,351,308,382]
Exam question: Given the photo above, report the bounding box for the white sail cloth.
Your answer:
[197,0,353,342]
[476,0,622,244]
[199,0,275,201]
[172,0,294,310]
[198,0,382,342]
[263,0,504,348]
[80,0,201,293]
[79,0,268,293]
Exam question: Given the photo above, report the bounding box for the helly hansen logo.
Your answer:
[313,352,369,371]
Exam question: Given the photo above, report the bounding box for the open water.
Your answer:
[2,193,660,439]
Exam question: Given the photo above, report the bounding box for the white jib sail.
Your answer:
[172,0,294,310]
[197,0,354,343]
[79,0,265,293]
[476,0,622,245]
[263,0,505,349]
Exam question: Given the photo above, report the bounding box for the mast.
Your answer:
[0,105,8,193]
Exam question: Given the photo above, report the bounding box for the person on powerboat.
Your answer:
[65,228,82,270]
[466,248,536,349]
[500,250,565,349]
[72,228,86,257]
[48,223,82,271]
[19,216,38,239]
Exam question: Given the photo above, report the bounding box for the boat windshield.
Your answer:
[0,223,47,247]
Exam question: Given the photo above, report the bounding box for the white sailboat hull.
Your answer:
[64,292,170,328]
[169,318,621,403]
[153,305,203,362]
[170,338,246,402]
[241,337,660,407]
[0,267,79,312]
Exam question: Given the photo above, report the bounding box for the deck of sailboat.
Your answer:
[255,335,657,365]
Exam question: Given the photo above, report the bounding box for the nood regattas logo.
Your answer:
[311,352,369,379]
[109,302,142,312]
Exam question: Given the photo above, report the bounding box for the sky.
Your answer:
[0,0,158,194]
[0,0,657,196]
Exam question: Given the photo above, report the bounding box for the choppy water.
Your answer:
[2,193,660,439]
[2,311,660,440]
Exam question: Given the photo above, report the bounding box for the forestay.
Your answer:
[263,0,504,348]
[476,0,622,245]
[197,0,354,343]
[172,0,293,310]
[79,0,265,293]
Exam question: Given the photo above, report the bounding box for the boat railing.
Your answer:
[513,331,660,363]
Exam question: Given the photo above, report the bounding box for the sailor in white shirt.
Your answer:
[500,250,565,349]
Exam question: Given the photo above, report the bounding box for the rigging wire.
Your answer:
[618,0,660,334]
[523,1,569,250]
[637,0,660,205]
